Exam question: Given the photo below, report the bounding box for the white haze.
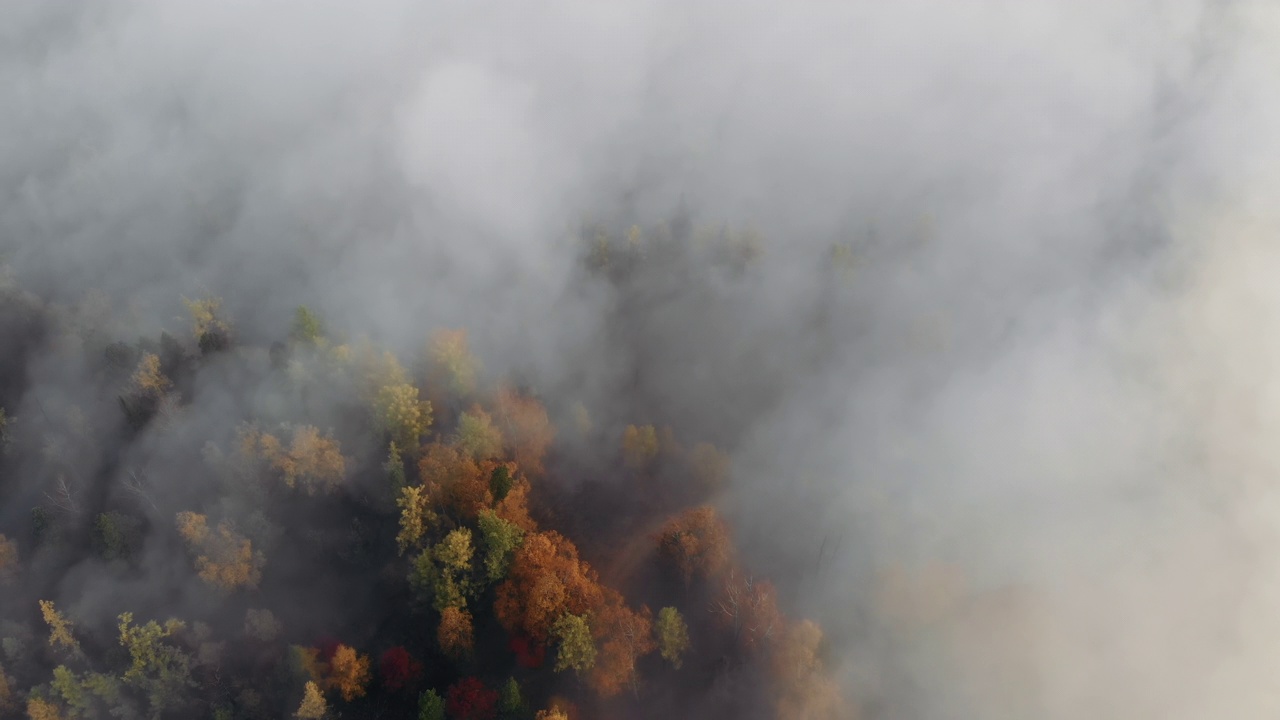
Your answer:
[5,0,1280,717]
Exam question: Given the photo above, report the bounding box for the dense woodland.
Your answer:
[0,224,851,720]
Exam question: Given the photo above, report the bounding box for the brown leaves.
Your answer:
[438,607,475,660]
[771,620,845,720]
[0,535,18,585]
[492,387,555,478]
[657,506,732,585]
[0,664,12,715]
[713,572,781,653]
[491,471,536,533]
[588,594,655,698]
[26,697,64,720]
[419,442,490,521]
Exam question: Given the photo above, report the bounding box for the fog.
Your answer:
[3,0,1279,717]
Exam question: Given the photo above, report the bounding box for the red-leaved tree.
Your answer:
[508,634,545,669]
[379,646,423,691]
[446,677,498,720]
[316,636,341,662]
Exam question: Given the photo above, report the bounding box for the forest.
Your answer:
[0,223,849,720]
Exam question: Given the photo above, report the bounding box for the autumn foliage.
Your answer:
[241,424,347,495]
[378,646,423,692]
[437,606,475,659]
[771,620,846,720]
[445,677,498,720]
[0,534,18,584]
[2,275,850,720]
[508,635,546,669]
[657,506,733,584]
[324,644,372,701]
[418,441,489,521]
[494,531,604,643]
[295,681,328,719]
[39,600,78,652]
[427,329,480,399]
[492,387,555,477]
[588,593,656,697]
[713,572,783,652]
[175,512,264,590]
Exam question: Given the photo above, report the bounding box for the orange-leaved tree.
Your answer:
[438,606,475,660]
[492,387,555,478]
[656,506,732,585]
[494,531,605,643]
[324,644,371,702]
[713,571,782,652]
[588,591,656,697]
[771,619,845,720]
[419,441,489,521]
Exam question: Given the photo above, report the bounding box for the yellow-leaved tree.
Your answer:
[374,382,432,456]
[426,329,479,399]
[395,484,436,556]
[295,681,328,719]
[621,425,658,471]
[38,600,79,653]
[454,406,503,461]
[183,296,233,351]
[242,424,347,495]
[26,697,65,720]
[323,645,370,702]
[130,353,171,398]
[655,606,690,669]
[175,512,264,590]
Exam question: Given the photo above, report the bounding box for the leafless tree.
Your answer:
[45,474,80,516]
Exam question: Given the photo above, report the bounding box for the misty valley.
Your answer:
[0,227,845,720]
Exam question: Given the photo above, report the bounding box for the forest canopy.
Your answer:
[0,224,848,720]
